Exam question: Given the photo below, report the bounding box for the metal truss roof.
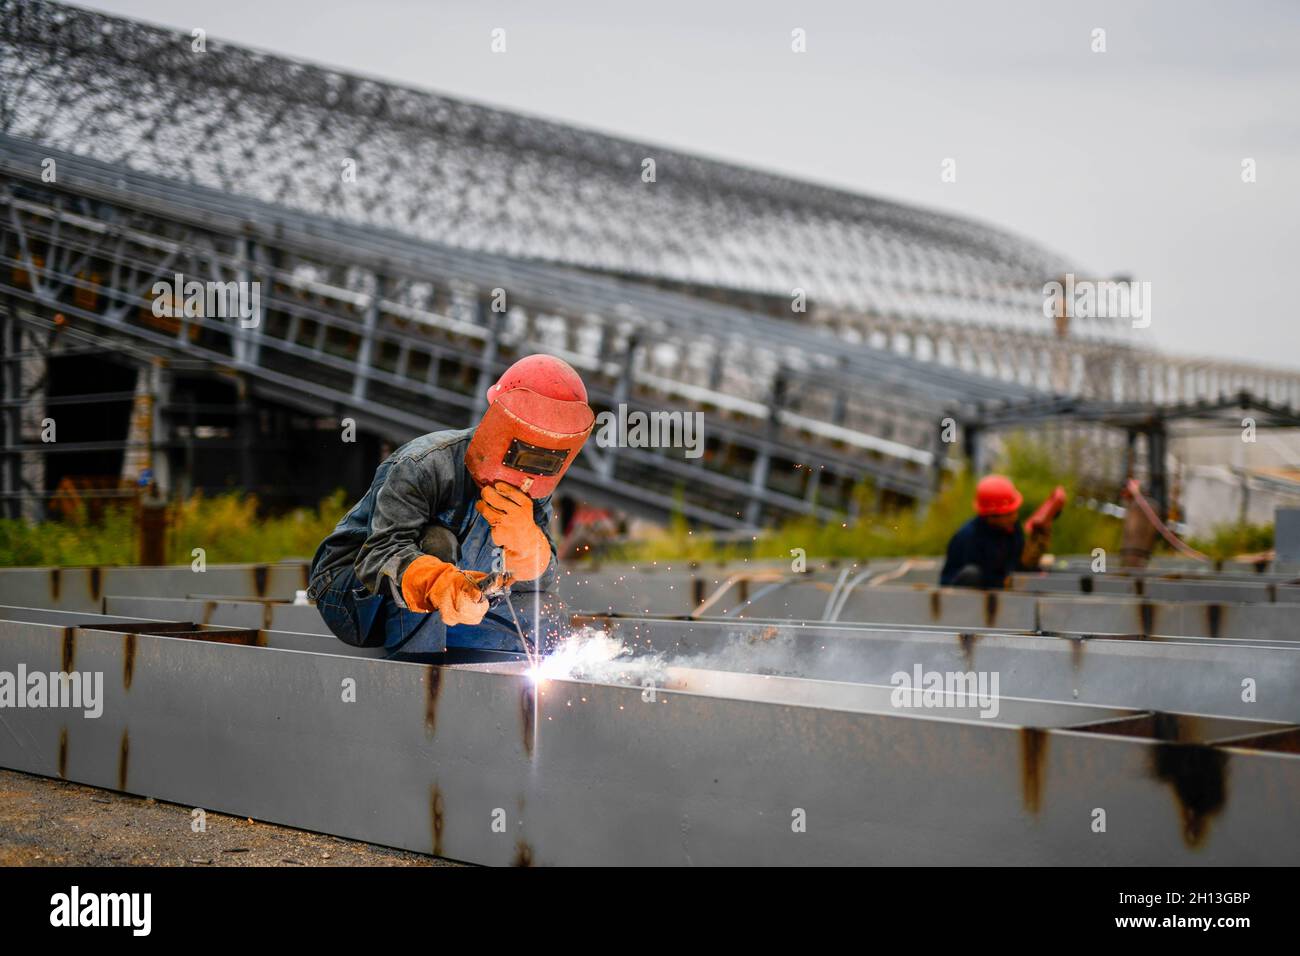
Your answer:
[0,0,1121,340]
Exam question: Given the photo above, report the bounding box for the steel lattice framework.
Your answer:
[1,0,1297,527]
[0,0,1082,334]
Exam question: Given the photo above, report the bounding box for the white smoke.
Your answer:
[535,624,811,687]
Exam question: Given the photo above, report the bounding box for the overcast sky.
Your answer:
[81,0,1300,370]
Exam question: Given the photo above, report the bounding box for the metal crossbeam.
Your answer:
[577,614,1300,723]
[1010,573,1300,604]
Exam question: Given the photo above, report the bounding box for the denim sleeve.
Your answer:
[355,453,452,606]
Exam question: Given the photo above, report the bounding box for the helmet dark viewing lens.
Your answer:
[502,438,570,476]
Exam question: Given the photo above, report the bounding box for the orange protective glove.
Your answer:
[474,481,552,581]
[400,555,490,626]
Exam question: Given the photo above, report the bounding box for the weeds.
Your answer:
[0,490,348,567]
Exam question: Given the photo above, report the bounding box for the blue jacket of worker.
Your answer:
[939,516,1026,589]
[307,427,561,656]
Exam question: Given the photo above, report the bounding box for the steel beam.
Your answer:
[580,615,1300,722]
[1,619,1298,864]
[731,581,1300,642]
[0,562,311,613]
[86,570,1300,645]
[103,595,331,637]
[1012,573,1300,604]
[95,596,1300,720]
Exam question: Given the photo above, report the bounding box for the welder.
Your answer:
[308,354,594,656]
[939,475,1056,589]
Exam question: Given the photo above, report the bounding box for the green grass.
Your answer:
[1186,521,1274,562]
[0,437,1275,569]
[0,490,348,567]
[616,435,1126,563]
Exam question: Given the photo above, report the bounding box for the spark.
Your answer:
[530,627,668,687]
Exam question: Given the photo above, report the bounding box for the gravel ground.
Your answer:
[0,768,462,866]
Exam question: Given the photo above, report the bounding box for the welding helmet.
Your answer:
[465,355,595,499]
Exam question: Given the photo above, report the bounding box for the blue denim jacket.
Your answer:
[308,427,559,653]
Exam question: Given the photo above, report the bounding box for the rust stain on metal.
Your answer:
[513,841,534,867]
[425,665,443,736]
[117,730,130,791]
[1205,603,1222,639]
[61,627,76,673]
[1221,728,1300,753]
[89,566,102,602]
[1153,742,1228,848]
[747,624,779,644]
[1019,728,1048,814]
[50,567,61,602]
[262,602,274,630]
[201,601,216,626]
[983,591,998,628]
[252,564,269,597]
[520,683,536,758]
[57,727,68,779]
[957,632,978,667]
[1079,577,1093,594]
[929,590,941,621]
[1138,602,1155,638]
[430,785,445,857]
[691,577,705,607]
[1134,577,1146,597]
[1068,635,1084,670]
[123,633,136,690]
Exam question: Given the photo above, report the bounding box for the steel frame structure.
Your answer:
[0,139,1020,525]
[4,0,1299,527]
[0,0,1076,333]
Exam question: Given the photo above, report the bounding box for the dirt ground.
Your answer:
[0,768,461,866]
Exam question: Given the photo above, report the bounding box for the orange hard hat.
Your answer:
[465,355,595,499]
[974,474,1023,516]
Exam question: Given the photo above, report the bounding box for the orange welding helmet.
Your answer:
[974,474,1023,516]
[465,355,595,499]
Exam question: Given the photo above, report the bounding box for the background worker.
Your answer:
[940,475,1055,589]
[307,354,594,655]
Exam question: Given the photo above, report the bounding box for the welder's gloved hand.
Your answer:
[475,481,552,581]
[400,556,490,626]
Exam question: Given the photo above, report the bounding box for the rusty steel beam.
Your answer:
[723,581,1300,642]
[1,617,1299,864]
[580,614,1300,723]
[0,562,312,613]
[95,597,1300,721]
[1010,573,1300,604]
